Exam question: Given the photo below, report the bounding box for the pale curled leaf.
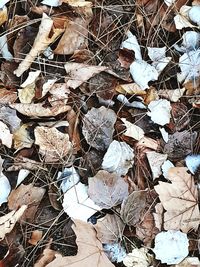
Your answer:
[121,118,144,141]
[46,219,114,267]
[146,151,167,179]
[120,190,147,226]
[9,102,71,117]
[123,247,152,267]
[34,126,72,162]
[0,121,13,148]
[121,31,142,60]
[14,13,64,77]
[0,205,27,240]
[147,99,171,126]
[154,167,200,232]
[88,170,129,209]
[102,140,134,176]
[13,123,34,151]
[0,174,11,206]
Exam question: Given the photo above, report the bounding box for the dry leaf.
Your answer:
[0,205,27,240]
[154,167,200,232]
[49,83,70,103]
[123,247,152,267]
[0,34,13,60]
[0,121,13,148]
[147,99,171,126]
[65,62,108,89]
[66,108,81,151]
[9,102,71,118]
[158,88,185,102]
[146,151,168,179]
[28,230,43,245]
[94,214,125,244]
[34,126,72,162]
[102,140,134,176]
[0,88,17,104]
[7,156,47,172]
[121,118,144,141]
[174,257,200,266]
[115,83,146,95]
[42,0,92,7]
[13,123,34,151]
[46,219,114,267]
[0,106,21,132]
[88,170,129,209]
[34,241,57,267]
[0,5,7,26]
[8,183,46,223]
[82,106,117,151]
[0,173,11,206]
[14,13,65,77]
[120,190,147,226]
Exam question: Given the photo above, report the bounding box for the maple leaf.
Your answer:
[154,167,200,232]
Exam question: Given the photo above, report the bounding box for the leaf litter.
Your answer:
[0,0,199,266]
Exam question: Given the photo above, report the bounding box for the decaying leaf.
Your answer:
[121,118,144,141]
[94,214,125,244]
[0,205,27,240]
[34,241,57,267]
[115,83,146,95]
[8,183,46,223]
[28,230,43,245]
[13,123,34,151]
[88,170,129,209]
[46,219,115,267]
[0,88,17,104]
[120,190,147,226]
[65,62,108,89]
[123,247,152,267]
[153,230,189,264]
[14,13,65,77]
[102,140,134,176]
[49,83,70,103]
[146,151,167,179]
[42,0,92,7]
[9,102,71,117]
[155,167,200,232]
[82,106,117,151]
[158,88,185,102]
[34,126,73,162]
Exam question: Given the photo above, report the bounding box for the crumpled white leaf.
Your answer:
[121,31,142,60]
[188,5,200,26]
[185,154,200,174]
[164,0,175,6]
[0,0,10,8]
[0,34,13,60]
[174,31,200,52]
[117,95,147,109]
[0,174,11,206]
[158,88,185,102]
[57,166,80,193]
[159,127,169,143]
[147,99,171,126]
[174,6,198,29]
[130,60,159,90]
[178,49,200,84]
[123,247,152,267]
[21,71,41,88]
[161,160,174,178]
[104,243,127,263]
[121,118,144,141]
[0,121,13,148]
[147,47,171,74]
[62,182,101,221]
[102,140,134,176]
[146,151,167,179]
[153,230,189,264]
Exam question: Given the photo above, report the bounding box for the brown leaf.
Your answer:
[0,88,17,104]
[82,106,117,151]
[0,205,27,240]
[28,230,43,245]
[9,102,71,118]
[6,156,47,172]
[120,190,147,226]
[88,170,129,209]
[46,219,114,267]
[8,184,46,223]
[34,240,57,267]
[154,167,200,232]
[94,214,125,244]
[34,126,72,162]
[13,123,34,151]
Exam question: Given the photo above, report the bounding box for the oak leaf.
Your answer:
[154,167,200,232]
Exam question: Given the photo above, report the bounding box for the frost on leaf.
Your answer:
[153,230,189,264]
[154,167,200,232]
[46,219,114,267]
[0,172,11,206]
[147,99,171,126]
[88,170,129,209]
[0,205,27,240]
[102,140,134,176]
[34,126,72,162]
[123,247,152,267]
[82,106,117,151]
[120,190,147,226]
[185,154,200,174]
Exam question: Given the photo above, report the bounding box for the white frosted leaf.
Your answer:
[102,140,134,176]
[0,174,11,206]
[161,160,174,178]
[188,6,200,26]
[57,166,80,193]
[121,31,142,60]
[153,230,189,264]
[42,0,60,6]
[104,243,127,263]
[159,127,169,143]
[146,151,167,179]
[16,169,30,187]
[21,71,41,88]
[0,0,10,8]
[185,154,200,174]
[174,31,200,52]
[164,0,175,6]
[147,47,171,74]
[147,99,171,126]
[117,95,147,109]
[130,60,158,89]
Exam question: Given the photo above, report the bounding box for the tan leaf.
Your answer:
[174,257,200,267]
[8,183,46,223]
[0,6,7,26]
[94,214,125,244]
[154,167,200,232]
[0,121,13,148]
[0,205,27,240]
[115,83,146,95]
[65,62,108,89]
[146,151,167,179]
[54,17,90,55]
[49,83,70,103]
[34,126,72,162]
[9,102,71,118]
[34,241,57,267]
[7,156,47,172]
[121,118,144,141]
[14,13,65,77]
[120,190,147,226]
[88,170,129,209]
[66,108,81,151]
[28,230,43,245]
[0,88,17,104]
[46,219,115,267]
[13,124,34,151]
